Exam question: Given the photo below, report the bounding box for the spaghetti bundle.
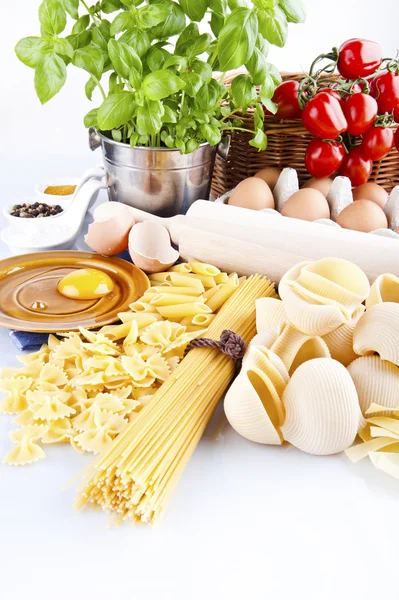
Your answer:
[74,275,275,524]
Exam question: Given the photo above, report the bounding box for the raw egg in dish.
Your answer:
[352,182,388,208]
[336,200,388,232]
[228,177,274,210]
[254,167,281,190]
[57,268,114,300]
[302,177,333,197]
[281,188,330,221]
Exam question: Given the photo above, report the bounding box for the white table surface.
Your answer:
[0,155,398,600]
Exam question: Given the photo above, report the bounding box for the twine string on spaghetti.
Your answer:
[184,330,246,373]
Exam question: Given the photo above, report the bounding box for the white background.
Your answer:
[1,2,399,599]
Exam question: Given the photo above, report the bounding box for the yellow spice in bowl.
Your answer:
[44,185,76,196]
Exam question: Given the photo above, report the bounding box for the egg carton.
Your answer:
[216,169,399,241]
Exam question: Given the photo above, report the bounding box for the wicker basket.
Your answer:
[211,71,399,198]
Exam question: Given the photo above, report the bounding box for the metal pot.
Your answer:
[89,129,229,217]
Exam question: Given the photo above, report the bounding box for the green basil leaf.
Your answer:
[109,71,121,94]
[210,12,224,36]
[101,0,124,12]
[256,34,269,56]
[257,6,288,48]
[163,55,187,69]
[200,123,221,146]
[249,128,267,150]
[191,60,213,84]
[178,0,208,21]
[195,80,221,111]
[110,11,135,35]
[209,0,227,16]
[119,29,151,57]
[161,105,177,123]
[15,37,52,68]
[112,129,122,142]
[279,0,306,23]
[151,1,186,38]
[34,53,66,103]
[246,47,267,85]
[260,73,275,99]
[254,102,264,130]
[54,37,74,58]
[146,47,167,71]
[142,69,185,100]
[181,72,203,97]
[108,39,142,80]
[218,7,258,71]
[186,33,212,61]
[185,138,200,153]
[39,0,67,37]
[129,68,142,89]
[137,4,171,28]
[98,91,136,129]
[176,116,196,136]
[73,46,104,80]
[72,15,90,34]
[91,20,111,50]
[230,73,256,108]
[66,30,92,50]
[175,23,200,55]
[228,0,248,8]
[137,98,164,134]
[262,96,278,114]
[85,76,97,100]
[130,131,139,147]
[84,107,99,127]
[60,0,79,19]
[266,62,282,85]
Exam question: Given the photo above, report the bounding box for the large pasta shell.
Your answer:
[322,305,365,366]
[270,324,330,374]
[255,298,287,333]
[347,356,399,427]
[353,303,399,365]
[366,274,399,309]
[249,328,281,350]
[244,346,289,399]
[281,358,361,455]
[224,365,284,445]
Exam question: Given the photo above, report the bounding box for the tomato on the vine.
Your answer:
[339,147,373,186]
[265,80,302,120]
[394,104,399,123]
[342,93,378,136]
[360,126,395,161]
[317,88,342,103]
[370,72,399,114]
[395,128,399,152]
[305,139,345,178]
[337,39,383,80]
[302,91,348,138]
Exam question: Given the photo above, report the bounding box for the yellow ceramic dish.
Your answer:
[0,251,150,332]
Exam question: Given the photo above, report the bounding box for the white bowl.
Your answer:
[3,199,67,226]
[35,177,80,205]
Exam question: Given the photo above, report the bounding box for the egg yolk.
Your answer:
[57,268,114,300]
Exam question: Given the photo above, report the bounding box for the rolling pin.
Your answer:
[126,200,399,283]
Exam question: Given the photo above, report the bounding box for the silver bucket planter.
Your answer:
[89,128,229,217]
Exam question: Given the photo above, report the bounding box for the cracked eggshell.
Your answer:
[85,203,135,256]
[353,302,399,365]
[128,221,179,273]
[281,358,361,455]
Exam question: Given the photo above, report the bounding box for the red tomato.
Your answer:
[305,139,345,178]
[337,39,383,80]
[301,92,348,139]
[339,147,373,186]
[265,80,302,119]
[360,126,395,161]
[394,104,399,123]
[395,128,399,152]
[342,93,378,136]
[351,82,364,94]
[370,72,399,114]
[317,88,342,103]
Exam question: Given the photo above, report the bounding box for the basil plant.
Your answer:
[16,0,305,153]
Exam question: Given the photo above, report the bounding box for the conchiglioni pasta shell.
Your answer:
[353,303,399,365]
[270,324,330,374]
[243,346,289,402]
[224,367,283,445]
[297,258,369,311]
[249,328,281,350]
[347,356,399,427]
[281,358,361,455]
[366,273,399,309]
[255,298,287,333]
[322,305,364,366]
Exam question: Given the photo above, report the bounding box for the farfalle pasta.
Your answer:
[1,260,236,466]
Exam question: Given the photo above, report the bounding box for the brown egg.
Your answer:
[336,200,388,232]
[353,182,388,209]
[281,188,330,221]
[302,177,334,197]
[254,167,281,190]
[228,177,275,210]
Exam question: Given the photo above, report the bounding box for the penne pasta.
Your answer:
[214,272,229,284]
[156,302,212,319]
[192,313,216,326]
[206,274,239,312]
[138,292,156,304]
[99,322,132,340]
[168,272,205,292]
[168,263,192,273]
[150,294,205,306]
[117,312,162,326]
[149,273,173,283]
[203,284,223,301]
[188,257,221,277]
[150,286,202,296]
[129,301,158,313]
[178,272,216,289]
